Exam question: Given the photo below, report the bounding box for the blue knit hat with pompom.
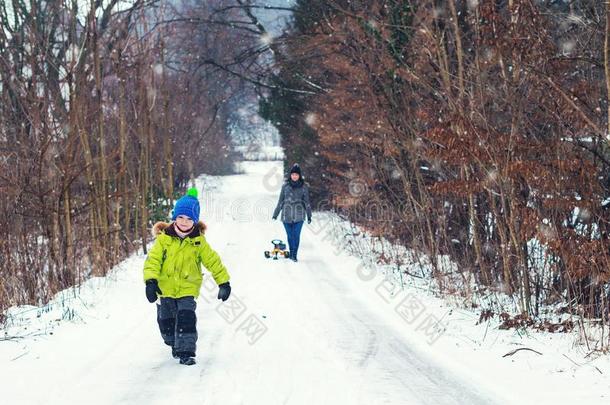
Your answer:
[171,188,200,222]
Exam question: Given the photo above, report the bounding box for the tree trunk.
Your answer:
[604,0,610,140]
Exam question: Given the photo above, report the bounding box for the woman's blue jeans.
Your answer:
[283,221,304,259]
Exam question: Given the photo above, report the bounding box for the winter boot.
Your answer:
[171,347,179,359]
[179,356,196,366]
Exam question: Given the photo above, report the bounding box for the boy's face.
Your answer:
[176,215,194,231]
[290,172,300,181]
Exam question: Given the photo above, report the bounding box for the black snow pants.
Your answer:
[156,296,198,357]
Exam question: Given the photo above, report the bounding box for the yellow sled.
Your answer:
[264,239,290,260]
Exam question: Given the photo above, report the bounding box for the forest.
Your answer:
[0,0,257,317]
[1,0,609,330]
[262,0,610,322]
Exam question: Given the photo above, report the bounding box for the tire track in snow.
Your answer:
[298,244,498,404]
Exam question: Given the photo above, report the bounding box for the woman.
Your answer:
[272,163,312,262]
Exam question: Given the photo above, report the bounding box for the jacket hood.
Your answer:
[152,221,207,237]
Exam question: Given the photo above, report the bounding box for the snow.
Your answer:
[260,32,274,46]
[2,161,609,404]
[234,145,284,161]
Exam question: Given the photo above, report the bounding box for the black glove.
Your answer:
[217,282,231,302]
[272,216,277,220]
[307,217,312,224]
[145,279,162,303]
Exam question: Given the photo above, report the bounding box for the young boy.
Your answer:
[143,187,231,366]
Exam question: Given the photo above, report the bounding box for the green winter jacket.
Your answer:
[143,221,230,298]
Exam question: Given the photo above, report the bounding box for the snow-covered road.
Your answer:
[1,161,503,405]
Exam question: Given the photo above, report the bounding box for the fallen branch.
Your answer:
[563,354,604,375]
[563,353,580,366]
[502,347,543,357]
[10,351,28,361]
